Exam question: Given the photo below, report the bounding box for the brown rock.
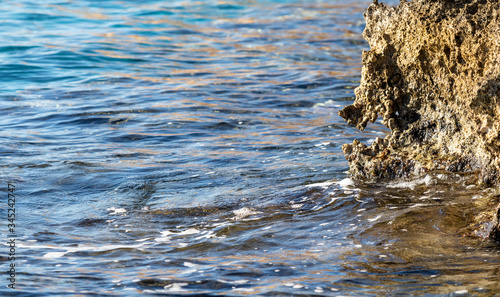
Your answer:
[339,0,500,240]
[339,0,500,185]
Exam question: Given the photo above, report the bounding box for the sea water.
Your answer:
[1,0,499,295]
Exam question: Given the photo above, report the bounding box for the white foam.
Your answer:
[314,142,330,147]
[154,237,170,243]
[312,99,341,108]
[184,262,197,268]
[305,180,336,189]
[436,173,446,179]
[155,228,202,243]
[164,283,188,292]
[386,175,434,190]
[423,174,433,185]
[232,207,259,220]
[233,279,249,284]
[231,288,255,293]
[194,231,216,240]
[43,252,67,259]
[338,178,355,188]
[179,228,200,235]
[107,207,127,215]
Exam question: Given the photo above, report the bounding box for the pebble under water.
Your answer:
[1,0,500,296]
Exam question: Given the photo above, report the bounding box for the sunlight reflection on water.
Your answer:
[2,0,499,296]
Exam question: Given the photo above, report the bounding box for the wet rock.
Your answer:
[339,0,500,240]
[490,207,500,240]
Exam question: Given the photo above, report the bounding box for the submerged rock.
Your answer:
[339,0,500,239]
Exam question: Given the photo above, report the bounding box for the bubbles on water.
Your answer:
[386,174,435,190]
[338,178,355,188]
[107,207,127,215]
[232,207,260,220]
[290,202,304,209]
[155,227,207,243]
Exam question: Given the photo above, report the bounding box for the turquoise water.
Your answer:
[1,0,499,296]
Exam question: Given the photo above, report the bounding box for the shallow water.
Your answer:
[1,0,499,296]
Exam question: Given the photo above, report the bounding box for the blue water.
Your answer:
[1,0,499,296]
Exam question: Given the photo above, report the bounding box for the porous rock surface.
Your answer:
[339,0,500,238]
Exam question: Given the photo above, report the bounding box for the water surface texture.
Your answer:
[1,0,499,296]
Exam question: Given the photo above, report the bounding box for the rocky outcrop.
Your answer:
[339,0,500,239]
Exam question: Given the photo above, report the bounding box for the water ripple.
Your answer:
[3,0,497,296]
